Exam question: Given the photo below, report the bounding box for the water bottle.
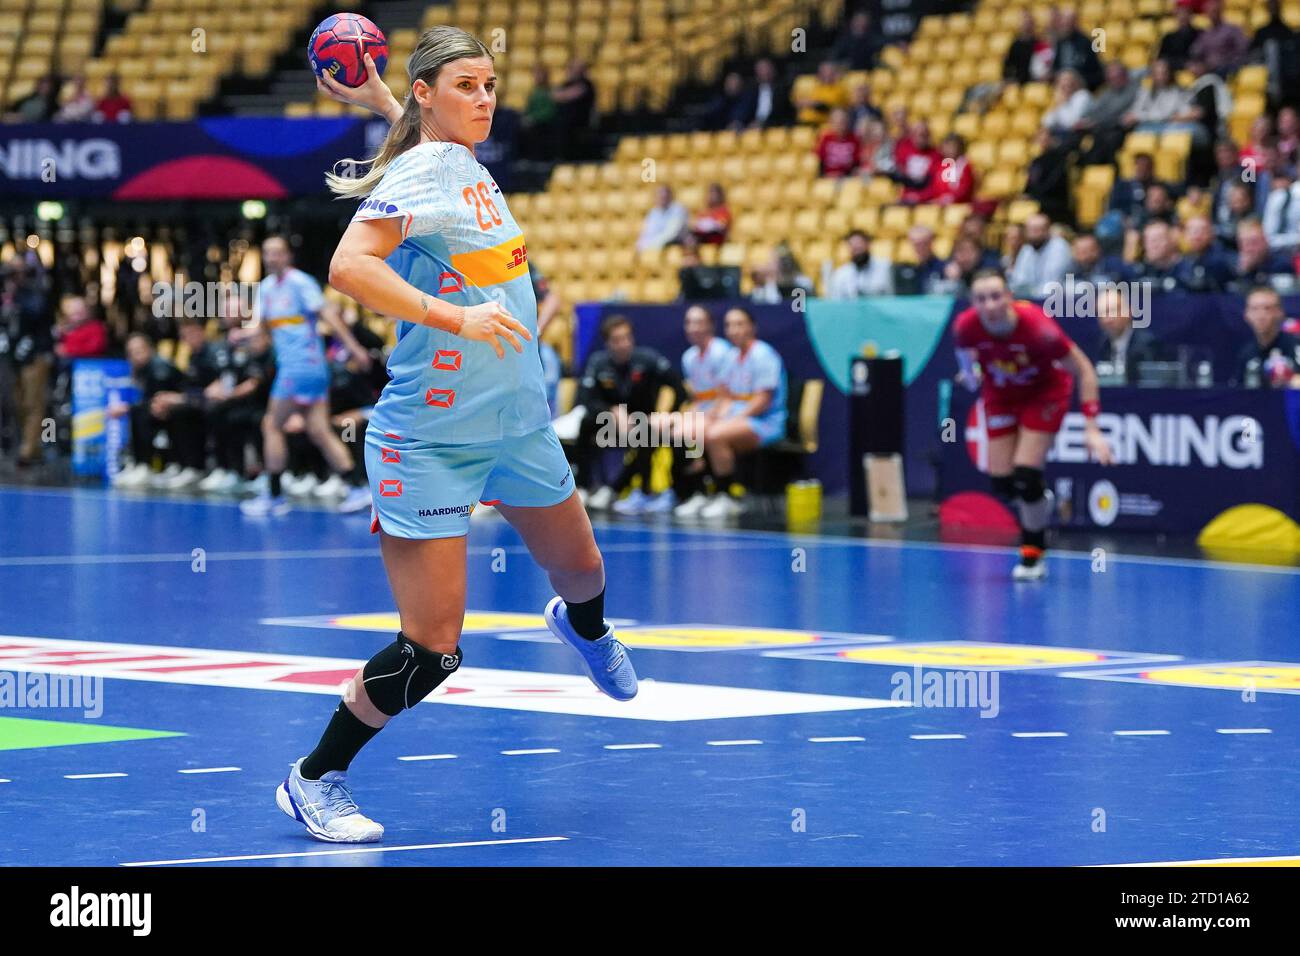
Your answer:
[1196,361,1213,388]
[1245,358,1262,389]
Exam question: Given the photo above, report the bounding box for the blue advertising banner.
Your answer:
[940,387,1300,533]
[72,359,137,480]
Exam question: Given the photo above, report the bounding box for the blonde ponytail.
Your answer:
[325,25,492,200]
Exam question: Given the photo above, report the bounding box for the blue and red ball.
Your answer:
[308,13,388,89]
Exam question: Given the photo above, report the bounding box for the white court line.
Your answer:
[177,767,241,774]
[603,743,662,750]
[0,778,9,784]
[121,835,570,867]
[1011,732,1068,738]
[501,748,561,756]
[910,734,966,740]
[707,739,763,746]
[1102,855,1300,867]
[1112,730,1170,736]
[398,754,458,761]
[809,736,865,743]
[65,772,127,779]
[1216,728,1272,735]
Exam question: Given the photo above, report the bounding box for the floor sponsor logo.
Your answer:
[0,635,901,721]
[1061,661,1300,694]
[762,641,1179,670]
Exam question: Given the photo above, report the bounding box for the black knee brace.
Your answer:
[1010,466,1045,503]
[361,633,462,717]
[991,473,1017,502]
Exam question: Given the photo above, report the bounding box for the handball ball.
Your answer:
[308,13,388,88]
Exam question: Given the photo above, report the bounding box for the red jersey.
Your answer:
[953,300,1074,404]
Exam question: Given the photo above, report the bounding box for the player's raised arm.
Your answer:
[1059,342,1114,465]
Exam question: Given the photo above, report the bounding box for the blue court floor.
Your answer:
[0,485,1297,867]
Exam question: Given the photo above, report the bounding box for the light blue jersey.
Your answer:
[681,336,737,412]
[255,268,326,376]
[351,140,548,444]
[723,339,788,446]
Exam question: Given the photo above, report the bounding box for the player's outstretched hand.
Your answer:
[460,301,532,359]
[1085,426,1114,465]
[317,53,399,119]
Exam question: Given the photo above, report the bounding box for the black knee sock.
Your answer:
[567,587,607,640]
[300,702,381,779]
[269,471,283,498]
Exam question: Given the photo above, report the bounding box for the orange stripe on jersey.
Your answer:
[266,314,306,328]
[449,235,530,288]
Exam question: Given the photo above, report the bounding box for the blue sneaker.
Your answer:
[276,758,384,843]
[544,596,638,700]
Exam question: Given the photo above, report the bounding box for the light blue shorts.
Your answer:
[366,424,575,539]
[726,407,787,448]
[270,367,330,404]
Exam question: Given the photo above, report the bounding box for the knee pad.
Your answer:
[1010,466,1045,503]
[990,473,1017,502]
[361,633,462,717]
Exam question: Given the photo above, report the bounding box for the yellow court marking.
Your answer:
[618,626,830,649]
[1108,856,1300,867]
[1138,664,1300,691]
[326,612,545,633]
[836,643,1107,669]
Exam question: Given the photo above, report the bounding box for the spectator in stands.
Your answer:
[551,60,595,159]
[1216,181,1256,248]
[855,117,888,174]
[1261,166,1300,253]
[939,236,989,294]
[796,60,850,127]
[1133,181,1179,230]
[1130,220,1187,291]
[1233,286,1300,387]
[1068,232,1132,284]
[1002,223,1026,271]
[1158,1,1202,72]
[816,108,862,178]
[144,317,224,490]
[1210,139,1244,218]
[1108,153,1166,226]
[917,134,975,205]
[0,257,53,467]
[741,58,793,129]
[519,66,557,160]
[636,185,688,252]
[750,243,815,304]
[1075,61,1139,164]
[1004,10,1054,85]
[1231,217,1293,290]
[694,307,787,519]
[9,75,60,123]
[94,75,132,124]
[1096,287,1163,384]
[1190,0,1250,77]
[893,120,940,203]
[110,333,191,488]
[1277,107,1300,169]
[892,226,946,294]
[574,315,680,512]
[846,81,883,130]
[958,213,1003,268]
[1051,9,1103,89]
[1122,59,1187,131]
[53,296,107,360]
[1249,141,1291,212]
[1025,128,1076,226]
[1251,0,1300,105]
[1176,214,1235,291]
[54,76,96,123]
[1238,116,1273,167]
[831,10,886,71]
[702,71,749,131]
[1009,213,1072,297]
[827,229,893,298]
[688,183,732,245]
[1175,55,1232,184]
[1041,69,1093,137]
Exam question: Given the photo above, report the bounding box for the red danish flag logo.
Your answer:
[438,271,464,294]
[431,349,462,371]
[380,447,401,463]
[378,479,403,497]
[383,431,402,440]
[425,388,456,408]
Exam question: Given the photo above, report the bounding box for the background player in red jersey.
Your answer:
[953,269,1114,580]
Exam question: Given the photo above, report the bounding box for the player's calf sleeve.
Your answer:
[1011,466,1051,533]
[361,633,463,718]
